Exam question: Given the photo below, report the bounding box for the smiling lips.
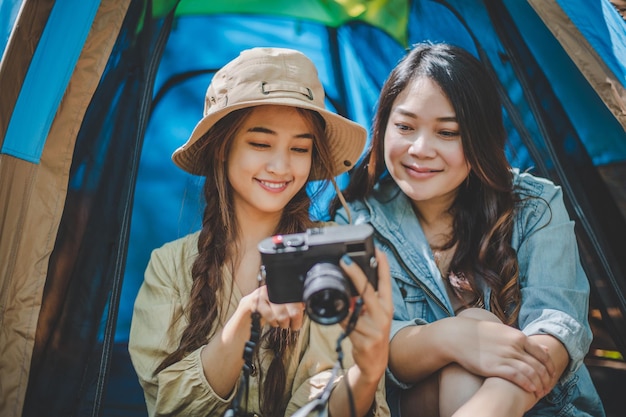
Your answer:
[404,164,442,178]
[257,179,290,191]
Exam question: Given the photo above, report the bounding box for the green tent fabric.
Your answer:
[155,0,410,46]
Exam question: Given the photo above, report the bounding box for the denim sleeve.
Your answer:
[514,179,593,379]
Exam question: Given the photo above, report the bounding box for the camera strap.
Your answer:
[224,311,262,417]
[292,296,364,417]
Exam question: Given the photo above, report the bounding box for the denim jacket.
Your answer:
[335,170,605,416]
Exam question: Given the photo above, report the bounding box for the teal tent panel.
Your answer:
[505,0,626,165]
[1,0,100,163]
[557,0,626,89]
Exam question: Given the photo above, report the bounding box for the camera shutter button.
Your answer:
[272,235,285,249]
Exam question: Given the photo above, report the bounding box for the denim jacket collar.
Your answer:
[360,178,455,317]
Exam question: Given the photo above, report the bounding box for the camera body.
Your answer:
[258,224,377,324]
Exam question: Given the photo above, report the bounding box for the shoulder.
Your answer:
[334,196,369,224]
[513,169,562,202]
[335,177,403,225]
[139,232,202,303]
[511,169,572,234]
[149,231,200,273]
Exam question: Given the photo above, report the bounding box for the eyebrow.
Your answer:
[393,108,457,123]
[247,126,315,139]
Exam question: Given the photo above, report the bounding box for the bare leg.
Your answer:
[400,309,504,417]
[438,364,483,417]
[400,372,440,417]
[439,308,503,417]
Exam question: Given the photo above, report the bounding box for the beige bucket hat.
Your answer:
[171,47,367,180]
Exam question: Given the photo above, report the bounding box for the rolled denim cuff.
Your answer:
[522,309,591,378]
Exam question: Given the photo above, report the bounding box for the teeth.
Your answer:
[260,180,286,189]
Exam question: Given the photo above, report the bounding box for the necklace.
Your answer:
[432,247,485,314]
[431,246,472,297]
[431,247,450,278]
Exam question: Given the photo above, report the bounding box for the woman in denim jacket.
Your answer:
[333,42,605,416]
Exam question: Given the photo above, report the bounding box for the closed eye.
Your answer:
[291,147,311,154]
[439,130,460,138]
[249,141,270,149]
[394,123,413,132]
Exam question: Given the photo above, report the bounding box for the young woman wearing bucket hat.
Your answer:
[128,47,392,417]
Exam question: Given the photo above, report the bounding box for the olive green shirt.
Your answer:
[128,231,389,416]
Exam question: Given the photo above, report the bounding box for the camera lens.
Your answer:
[303,263,350,325]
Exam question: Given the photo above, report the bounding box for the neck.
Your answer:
[412,200,454,249]
[234,207,282,249]
[229,207,282,295]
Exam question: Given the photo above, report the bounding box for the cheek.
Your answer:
[226,159,242,190]
[294,154,312,178]
[226,153,245,180]
[446,145,469,169]
[384,136,406,166]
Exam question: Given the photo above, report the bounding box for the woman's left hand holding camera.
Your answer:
[329,248,393,416]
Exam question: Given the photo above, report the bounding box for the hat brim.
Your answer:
[171,97,366,181]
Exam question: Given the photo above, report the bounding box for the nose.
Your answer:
[266,148,289,175]
[408,132,436,158]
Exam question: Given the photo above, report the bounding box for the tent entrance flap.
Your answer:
[1,0,100,163]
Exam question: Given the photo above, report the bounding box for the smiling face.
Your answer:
[227,105,314,220]
[384,76,471,211]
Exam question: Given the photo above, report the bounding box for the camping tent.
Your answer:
[1,1,625,416]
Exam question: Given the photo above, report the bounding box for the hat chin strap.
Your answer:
[332,177,352,224]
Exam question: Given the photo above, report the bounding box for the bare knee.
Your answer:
[439,363,484,417]
[401,310,502,416]
[400,364,486,417]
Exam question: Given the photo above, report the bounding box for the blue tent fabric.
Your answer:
[508,0,626,165]
[558,0,626,88]
[113,5,626,416]
[119,14,399,337]
[116,0,626,342]
[1,0,100,163]
[2,1,626,416]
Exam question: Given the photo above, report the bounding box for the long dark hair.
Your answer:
[334,42,521,325]
[156,106,336,416]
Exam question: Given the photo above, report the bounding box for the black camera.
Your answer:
[258,224,378,325]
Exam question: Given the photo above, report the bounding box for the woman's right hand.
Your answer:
[446,314,555,397]
[240,285,306,331]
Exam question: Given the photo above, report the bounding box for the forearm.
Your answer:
[452,376,532,417]
[453,334,570,417]
[329,365,380,417]
[200,306,252,397]
[389,318,455,383]
[529,334,569,390]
